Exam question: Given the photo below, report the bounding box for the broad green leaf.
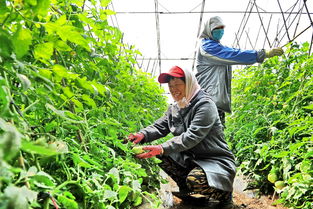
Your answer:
[52,64,66,82]
[93,83,108,96]
[25,0,37,6]
[273,151,289,158]
[21,140,59,156]
[100,0,111,7]
[12,25,32,58]
[0,29,13,58]
[44,121,57,132]
[70,0,84,7]
[118,185,132,203]
[0,0,9,14]
[103,9,115,15]
[34,42,54,60]
[303,104,313,110]
[55,40,72,51]
[58,193,78,209]
[77,78,99,94]
[38,68,52,79]
[99,12,108,21]
[31,171,56,188]
[77,12,94,24]
[45,103,84,123]
[57,25,89,50]
[55,15,67,25]
[44,22,58,34]
[133,195,142,206]
[82,154,102,168]
[71,98,84,111]
[33,0,50,17]
[63,87,74,98]
[71,153,92,168]
[82,94,97,108]
[52,64,79,80]
[289,142,305,153]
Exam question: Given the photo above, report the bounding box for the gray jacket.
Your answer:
[140,90,236,192]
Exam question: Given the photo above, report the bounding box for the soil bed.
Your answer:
[161,171,288,209]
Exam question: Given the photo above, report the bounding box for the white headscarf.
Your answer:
[199,16,225,39]
[175,68,201,109]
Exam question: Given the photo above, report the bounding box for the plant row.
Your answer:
[225,43,313,209]
[0,0,168,208]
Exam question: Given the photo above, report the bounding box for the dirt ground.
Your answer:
[169,192,288,209]
[138,171,288,209]
[162,171,288,209]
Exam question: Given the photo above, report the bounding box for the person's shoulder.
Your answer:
[193,93,218,114]
[202,38,218,45]
[195,90,215,105]
[201,39,223,52]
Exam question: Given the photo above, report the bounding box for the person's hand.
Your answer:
[265,47,284,58]
[136,145,163,159]
[128,133,144,144]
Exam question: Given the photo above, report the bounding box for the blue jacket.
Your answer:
[196,38,265,112]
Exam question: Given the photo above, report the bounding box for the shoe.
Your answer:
[218,193,235,209]
[218,201,235,209]
[172,191,209,206]
[172,191,190,200]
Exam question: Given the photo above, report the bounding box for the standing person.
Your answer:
[128,66,236,209]
[196,16,284,125]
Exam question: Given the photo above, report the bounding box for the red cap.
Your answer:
[158,66,185,83]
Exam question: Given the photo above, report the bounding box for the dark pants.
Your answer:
[158,156,231,201]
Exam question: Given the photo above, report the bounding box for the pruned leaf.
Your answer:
[4,185,37,209]
[0,119,22,161]
[17,74,31,90]
[103,190,117,200]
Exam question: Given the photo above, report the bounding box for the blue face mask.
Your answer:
[212,28,224,41]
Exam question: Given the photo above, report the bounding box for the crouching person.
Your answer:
[128,66,236,209]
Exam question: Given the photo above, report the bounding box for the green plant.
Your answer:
[226,42,313,209]
[0,0,168,208]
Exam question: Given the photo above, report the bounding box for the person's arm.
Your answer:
[200,39,265,65]
[161,101,218,155]
[139,108,171,143]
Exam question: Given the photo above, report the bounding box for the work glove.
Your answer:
[265,47,284,58]
[128,132,144,144]
[136,145,163,159]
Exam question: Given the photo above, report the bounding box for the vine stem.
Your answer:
[52,180,80,195]
[18,151,31,188]
[0,6,14,27]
